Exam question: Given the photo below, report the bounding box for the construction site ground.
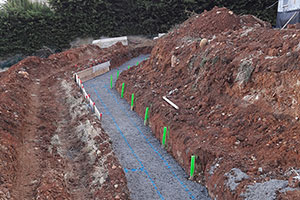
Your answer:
[0,40,152,199]
[116,7,300,200]
[3,6,300,200]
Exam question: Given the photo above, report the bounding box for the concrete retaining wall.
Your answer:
[154,33,166,40]
[77,61,110,82]
[92,36,128,49]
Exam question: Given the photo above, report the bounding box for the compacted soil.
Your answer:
[116,7,300,200]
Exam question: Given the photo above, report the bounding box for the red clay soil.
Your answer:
[0,40,153,199]
[116,7,300,200]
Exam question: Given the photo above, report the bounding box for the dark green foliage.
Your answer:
[0,0,278,58]
[0,12,70,56]
[0,0,71,57]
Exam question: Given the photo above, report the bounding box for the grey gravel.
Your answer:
[241,179,289,200]
[235,59,254,85]
[84,55,210,200]
[209,158,222,176]
[225,168,249,192]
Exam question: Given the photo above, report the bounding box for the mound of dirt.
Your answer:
[0,39,153,199]
[116,7,300,199]
[177,7,269,39]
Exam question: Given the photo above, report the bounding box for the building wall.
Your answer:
[278,0,300,12]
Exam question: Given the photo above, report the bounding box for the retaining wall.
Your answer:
[92,36,128,49]
[76,61,110,82]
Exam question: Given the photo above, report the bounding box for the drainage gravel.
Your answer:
[84,55,210,200]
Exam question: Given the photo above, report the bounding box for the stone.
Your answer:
[235,59,254,85]
[171,55,177,68]
[18,71,29,79]
[225,168,249,191]
[200,38,208,48]
[99,177,105,185]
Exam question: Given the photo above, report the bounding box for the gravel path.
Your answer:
[84,55,211,200]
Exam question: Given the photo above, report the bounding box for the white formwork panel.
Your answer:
[92,36,128,49]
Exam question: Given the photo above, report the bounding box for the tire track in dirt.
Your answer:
[10,66,130,199]
[1,43,151,199]
[12,80,42,199]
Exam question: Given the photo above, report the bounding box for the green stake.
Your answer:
[131,93,134,111]
[144,107,149,125]
[121,83,125,98]
[128,65,130,69]
[190,155,196,179]
[117,70,119,79]
[136,61,139,65]
[162,127,167,148]
[110,75,113,88]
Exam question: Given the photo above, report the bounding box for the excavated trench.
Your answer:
[84,55,211,200]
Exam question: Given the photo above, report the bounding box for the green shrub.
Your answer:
[0,0,277,58]
[0,0,51,14]
[0,0,70,57]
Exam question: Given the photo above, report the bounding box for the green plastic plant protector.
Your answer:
[162,127,167,147]
[117,70,119,79]
[144,107,149,125]
[110,75,113,88]
[131,93,134,111]
[121,83,125,98]
[190,155,196,179]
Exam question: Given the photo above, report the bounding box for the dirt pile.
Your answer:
[0,39,153,199]
[175,7,269,39]
[116,7,300,200]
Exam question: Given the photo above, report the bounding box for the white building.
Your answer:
[277,0,300,28]
[278,0,300,12]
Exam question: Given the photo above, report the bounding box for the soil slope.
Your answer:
[116,7,300,200]
[0,40,152,199]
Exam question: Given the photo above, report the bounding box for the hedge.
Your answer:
[0,0,277,58]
